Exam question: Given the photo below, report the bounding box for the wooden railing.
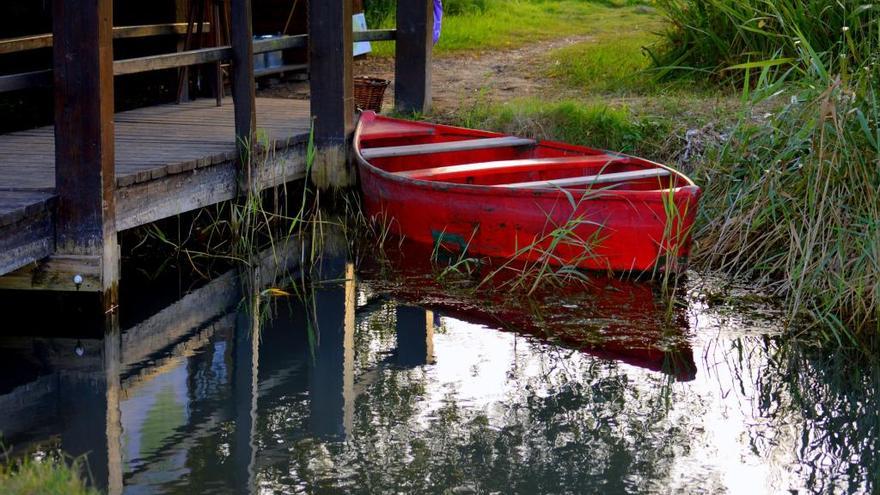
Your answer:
[0,23,204,55]
[0,29,396,92]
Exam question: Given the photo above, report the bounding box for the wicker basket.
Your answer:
[354,76,390,112]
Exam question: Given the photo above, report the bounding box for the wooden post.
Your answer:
[308,0,355,189]
[175,0,191,101]
[395,0,433,114]
[229,0,256,161]
[52,0,119,301]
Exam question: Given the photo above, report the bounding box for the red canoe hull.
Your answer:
[355,112,701,273]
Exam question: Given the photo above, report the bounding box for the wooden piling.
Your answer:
[308,0,355,189]
[395,0,433,114]
[230,0,256,163]
[52,0,119,301]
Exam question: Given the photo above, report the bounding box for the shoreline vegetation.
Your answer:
[364,0,879,345]
[0,453,98,495]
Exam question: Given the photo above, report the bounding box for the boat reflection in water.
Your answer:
[361,240,697,381]
[0,236,876,494]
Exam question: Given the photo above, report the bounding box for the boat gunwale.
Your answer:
[353,111,699,202]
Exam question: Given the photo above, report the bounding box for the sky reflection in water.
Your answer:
[0,253,876,494]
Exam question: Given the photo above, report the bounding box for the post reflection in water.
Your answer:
[395,306,435,368]
[0,246,876,494]
[307,257,355,440]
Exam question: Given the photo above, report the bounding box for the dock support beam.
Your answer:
[52,0,119,301]
[395,0,433,114]
[308,0,355,189]
[230,0,256,165]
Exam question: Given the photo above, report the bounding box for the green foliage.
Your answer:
[0,456,98,495]
[549,33,656,93]
[650,0,880,85]
[444,0,491,16]
[651,1,880,338]
[694,80,880,339]
[366,0,493,25]
[544,6,665,93]
[454,97,667,155]
[364,0,396,27]
[365,0,647,56]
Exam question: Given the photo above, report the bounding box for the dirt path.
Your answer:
[258,36,591,115]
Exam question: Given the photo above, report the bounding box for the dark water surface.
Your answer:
[0,245,877,494]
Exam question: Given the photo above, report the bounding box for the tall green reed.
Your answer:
[653,0,880,340]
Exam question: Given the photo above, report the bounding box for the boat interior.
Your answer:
[357,116,689,192]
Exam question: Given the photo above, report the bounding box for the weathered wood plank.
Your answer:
[0,97,310,205]
[253,34,307,54]
[395,0,433,113]
[0,23,211,55]
[0,195,54,277]
[0,255,102,291]
[113,46,232,76]
[361,136,535,159]
[0,97,311,291]
[2,27,386,57]
[115,145,307,231]
[353,29,396,42]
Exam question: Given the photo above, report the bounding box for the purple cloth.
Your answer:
[433,0,443,45]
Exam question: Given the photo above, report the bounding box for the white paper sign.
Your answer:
[353,13,372,56]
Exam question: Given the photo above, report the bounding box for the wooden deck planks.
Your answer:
[0,97,310,278]
[0,97,311,191]
[0,191,55,276]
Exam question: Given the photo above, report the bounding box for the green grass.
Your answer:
[544,5,665,93]
[0,455,98,495]
[649,0,880,340]
[367,0,649,57]
[649,0,880,85]
[453,97,662,154]
[442,92,743,163]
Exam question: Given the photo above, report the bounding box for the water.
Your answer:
[0,244,877,494]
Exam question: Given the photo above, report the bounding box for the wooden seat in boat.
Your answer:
[496,168,672,189]
[360,136,536,159]
[396,155,618,181]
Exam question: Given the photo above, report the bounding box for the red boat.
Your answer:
[354,111,701,273]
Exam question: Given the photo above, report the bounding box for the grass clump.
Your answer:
[0,455,98,495]
[452,97,671,157]
[650,0,880,338]
[651,0,879,84]
[694,82,880,340]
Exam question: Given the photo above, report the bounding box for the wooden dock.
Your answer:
[0,97,310,280]
[0,0,433,302]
